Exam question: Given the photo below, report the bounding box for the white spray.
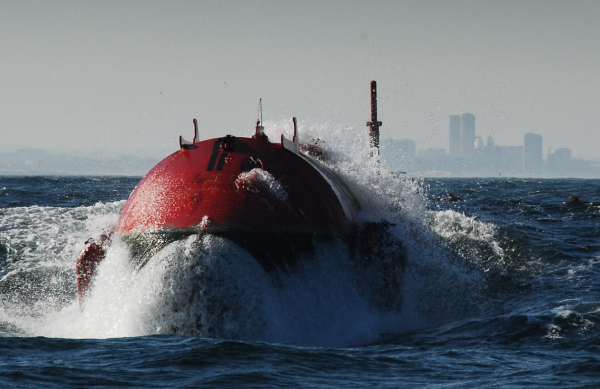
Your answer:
[0,121,509,346]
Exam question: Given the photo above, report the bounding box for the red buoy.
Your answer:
[76,82,396,310]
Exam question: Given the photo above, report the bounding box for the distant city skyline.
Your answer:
[386,110,599,161]
[384,112,599,177]
[1,137,597,178]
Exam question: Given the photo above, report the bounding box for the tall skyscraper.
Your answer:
[449,113,476,156]
[524,133,543,173]
[449,115,461,156]
[460,113,476,156]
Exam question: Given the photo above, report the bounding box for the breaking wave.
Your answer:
[0,121,533,346]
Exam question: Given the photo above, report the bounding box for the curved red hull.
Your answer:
[116,136,360,239]
[77,133,363,306]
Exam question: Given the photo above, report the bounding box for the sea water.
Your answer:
[1,125,599,388]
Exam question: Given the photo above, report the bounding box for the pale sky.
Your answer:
[2,0,599,160]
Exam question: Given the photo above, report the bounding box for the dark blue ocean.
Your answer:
[1,175,599,388]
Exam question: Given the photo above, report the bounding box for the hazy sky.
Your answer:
[2,0,599,160]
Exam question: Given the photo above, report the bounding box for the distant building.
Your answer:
[547,148,572,175]
[476,136,485,149]
[449,115,461,156]
[418,148,447,158]
[499,146,524,173]
[449,113,476,156]
[548,148,572,166]
[550,147,572,160]
[418,148,449,172]
[460,113,476,156]
[524,133,543,174]
[479,140,502,173]
[394,139,416,158]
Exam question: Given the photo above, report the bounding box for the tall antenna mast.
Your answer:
[254,98,268,140]
[366,80,382,157]
[257,98,263,125]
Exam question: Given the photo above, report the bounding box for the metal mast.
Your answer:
[366,80,382,156]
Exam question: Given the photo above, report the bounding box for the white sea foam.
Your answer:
[235,168,288,202]
[0,121,510,345]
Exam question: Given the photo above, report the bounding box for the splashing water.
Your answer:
[0,121,524,346]
[235,168,288,202]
